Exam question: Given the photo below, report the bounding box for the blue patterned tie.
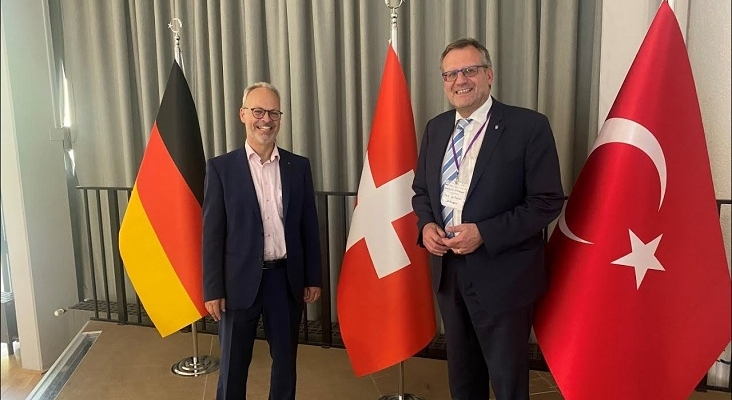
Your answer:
[441,119,470,233]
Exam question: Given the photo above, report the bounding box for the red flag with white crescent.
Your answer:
[534,3,731,399]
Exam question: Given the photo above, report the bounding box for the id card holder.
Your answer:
[441,181,468,211]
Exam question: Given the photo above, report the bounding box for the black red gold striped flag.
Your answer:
[119,60,206,337]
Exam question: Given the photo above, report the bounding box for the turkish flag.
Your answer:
[336,44,436,377]
[534,2,731,399]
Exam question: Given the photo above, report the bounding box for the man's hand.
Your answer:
[443,223,483,255]
[422,222,449,256]
[205,298,226,321]
[304,287,321,303]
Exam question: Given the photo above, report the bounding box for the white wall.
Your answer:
[599,0,731,388]
[598,0,687,130]
[0,0,80,371]
[687,0,732,266]
[687,0,732,388]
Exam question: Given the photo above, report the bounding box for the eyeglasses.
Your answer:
[441,65,489,82]
[243,107,284,121]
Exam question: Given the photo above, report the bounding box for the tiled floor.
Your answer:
[3,320,730,399]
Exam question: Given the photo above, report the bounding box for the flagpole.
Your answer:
[664,0,688,45]
[166,18,219,377]
[388,0,399,56]
[171,18,186,74]
[378,1,425,399]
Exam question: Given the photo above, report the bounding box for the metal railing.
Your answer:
[69,186,731,387]
[69,188,359,339]
[69,187,449,361]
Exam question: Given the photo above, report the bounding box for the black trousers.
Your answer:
[436,254,534,400]
[216,266,303,400]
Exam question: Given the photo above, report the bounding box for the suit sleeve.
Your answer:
[202,160,227,301]
[412,121,436,247]
[475,115,564,256]
[301,159,322,287]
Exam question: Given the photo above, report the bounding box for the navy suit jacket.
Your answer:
[412,99,564,315]
[202,147,322,309]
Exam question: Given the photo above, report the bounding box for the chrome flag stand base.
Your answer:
[172,322,220,376]
[378,395,426,400]
[377,361,426,400]
[171,355,220,376]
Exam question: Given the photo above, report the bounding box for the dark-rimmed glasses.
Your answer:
[243,107,284,121]
[441,65,489,82]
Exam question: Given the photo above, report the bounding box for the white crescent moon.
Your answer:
[559,117,667,244]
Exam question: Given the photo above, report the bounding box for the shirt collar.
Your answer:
[455,96,493,126]
[245,141,280,163]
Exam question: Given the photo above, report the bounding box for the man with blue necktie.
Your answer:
[412,38,564,400]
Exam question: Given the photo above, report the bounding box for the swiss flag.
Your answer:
[336,44,436,377]
[534,2,731,400]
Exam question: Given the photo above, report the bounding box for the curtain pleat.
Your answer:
[55,0,589,192]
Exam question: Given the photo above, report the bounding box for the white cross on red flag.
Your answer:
[336,44,436,377]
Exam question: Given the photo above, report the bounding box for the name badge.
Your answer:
[441,181,469,210]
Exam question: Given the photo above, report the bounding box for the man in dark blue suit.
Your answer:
[412,38,564,400]
[202,82,322,400]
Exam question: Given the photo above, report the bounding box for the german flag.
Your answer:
[119,60,206,337]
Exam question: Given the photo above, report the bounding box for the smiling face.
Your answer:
[240,87,281,147]
[441,46,494,117]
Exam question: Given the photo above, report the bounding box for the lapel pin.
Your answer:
[495,125,499,130]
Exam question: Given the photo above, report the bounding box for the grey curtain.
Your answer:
[53,0,598,192]
[50,0,600,322]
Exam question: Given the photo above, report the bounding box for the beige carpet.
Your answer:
[47,321,727,400]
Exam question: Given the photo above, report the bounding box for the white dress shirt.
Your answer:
[245,142,287,261]
[452,96,494,226]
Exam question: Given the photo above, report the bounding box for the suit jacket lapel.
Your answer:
[237,147,262,221]
[467,101,505,199]
[279,149,292,220]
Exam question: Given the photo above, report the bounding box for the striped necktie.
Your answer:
[441,118,470,233]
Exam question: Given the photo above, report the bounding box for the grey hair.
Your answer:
[241,82,281,107]
[440,38,493,70]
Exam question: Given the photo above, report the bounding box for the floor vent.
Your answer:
[26,326,100,400]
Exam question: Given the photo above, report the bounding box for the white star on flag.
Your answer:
[345,153,414,279]
[611,229,665,289]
